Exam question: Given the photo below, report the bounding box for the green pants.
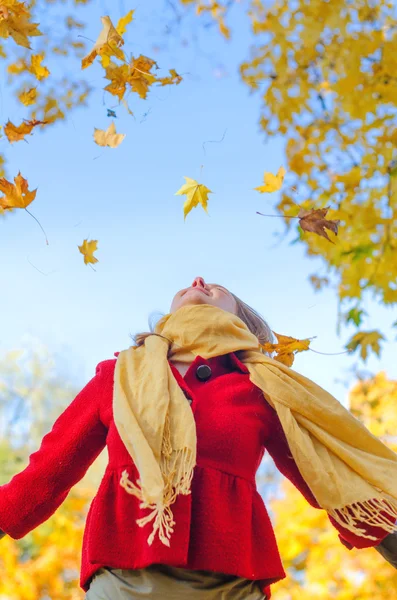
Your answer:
[85,564,267,599]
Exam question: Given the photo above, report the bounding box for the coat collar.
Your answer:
[113,350,249,374]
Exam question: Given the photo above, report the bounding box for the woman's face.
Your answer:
[170,277,237,315]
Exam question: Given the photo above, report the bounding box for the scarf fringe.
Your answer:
[327,494,397,540]
[119,413,196,547]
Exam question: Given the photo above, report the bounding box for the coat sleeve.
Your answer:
[0,360,113,540]
[264,405,392,550]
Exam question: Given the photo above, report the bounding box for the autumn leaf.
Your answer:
[175,177,213,219]
[82,15,124,69]
[157,68,183,87]
[0,1,41,49]
[344,306,367,327]
[261,332,311,367]
[78,239,98,265]
[0,172,37,209]
[298,207,340,244]
[346,330,385,362]
[18,87,38,106]
[116,9,134,35]
[255,166,286,193]
[129,55,158,99]
[93,121,125,147]
[30,53,50,80]
[7,53,49,80]
[4,119,47,143]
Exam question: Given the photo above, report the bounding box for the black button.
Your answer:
[196,364,212,381]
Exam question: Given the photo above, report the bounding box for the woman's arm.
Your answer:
[0,360,113,539]
[264,405,392,550]
[374,532,397,569]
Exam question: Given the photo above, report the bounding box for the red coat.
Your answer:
[0,352,389,598]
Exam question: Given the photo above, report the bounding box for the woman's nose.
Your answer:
[191,277,206,288]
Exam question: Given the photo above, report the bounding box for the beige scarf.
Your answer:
[113,304,397,548]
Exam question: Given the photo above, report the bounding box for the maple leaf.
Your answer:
[298,207,340,244]
[82,15,124,70]
[0,2,41,49]
[93,121,125,147]
[157,68,183,86]
[255,166,286,193]
[30,53,50,80]
[104,62,129,100]
[129,55,158,99]
[346,330,385,362]
[0,172,37,209]
[175,177,213,220]
[261,332,311,367]
[18,87,38,106]
[78,239,98,265]
[116,9,134,35]
[4,119,47,143]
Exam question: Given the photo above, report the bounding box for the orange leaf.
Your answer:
[262,332,311,366]
[0,172,37,209]
[4,119,47,143]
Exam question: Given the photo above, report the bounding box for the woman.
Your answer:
[0,276,396,600]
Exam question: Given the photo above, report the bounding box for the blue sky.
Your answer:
[1,0,396,407]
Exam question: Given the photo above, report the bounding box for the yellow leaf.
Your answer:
[129,55,157,99]
[30,53,50,80]
[82,15,124,69]
[18,87,37,106]
[261,331,311,366]
[255,166,286,193]
[0,172,37,209]
[116,9,134,35]
[0,2,41,49]
[157,68,183,87]
[78,239,98,265]
[93,121,125,147]
[175,176,213,219]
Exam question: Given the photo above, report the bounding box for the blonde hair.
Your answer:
[131,291,274,355]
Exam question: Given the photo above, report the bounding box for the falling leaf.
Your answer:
[82,15,124,70]
[4,119,47,143]
[157,68,183,86]
[78,239,98,265]
[0,1,41,48]
[344,307,367,327]
[116,9,134,35]
[261,332,311,367]
[255,166,286,193]
[129,55,158,99]
[107,108,117,118]
[30,53,50,80]
[346,330,385,362]
[175,177,213,219]
[93,121,125,147]
[0,172,37,209]
[298,207,340,244]
[18,87,38,106]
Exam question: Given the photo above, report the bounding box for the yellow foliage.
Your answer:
[235,0,397,340]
